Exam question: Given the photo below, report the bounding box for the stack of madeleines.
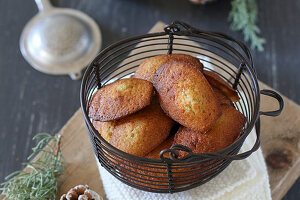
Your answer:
[89,53,246,159]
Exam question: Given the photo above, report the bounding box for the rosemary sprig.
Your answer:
[229,0,266,51]
[0,133,64,200]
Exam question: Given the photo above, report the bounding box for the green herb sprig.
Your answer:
[229,0,266,51]
[1,133,64,200]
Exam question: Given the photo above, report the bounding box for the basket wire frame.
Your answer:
[80,21,277,193]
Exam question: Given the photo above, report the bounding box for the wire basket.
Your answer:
[80,21,283,193]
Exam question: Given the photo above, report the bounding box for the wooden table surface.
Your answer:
[0,0,299,199]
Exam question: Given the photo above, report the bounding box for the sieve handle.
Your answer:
[35,0,53,12]
[259,89,284,117]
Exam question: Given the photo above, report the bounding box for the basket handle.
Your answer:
[160,119,263,162]
[165,20,254,69]
[260,89,284,117]
[160,90,284,162]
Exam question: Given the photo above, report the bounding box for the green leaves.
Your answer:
[229,0,266,51]
[0,133,64,200]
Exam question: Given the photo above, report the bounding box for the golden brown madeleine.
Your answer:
[145,135,175,159]
[88,78,153,121]
[110,135,174,190]
[93,120,116,142]
[118,136,174,190]
[174,105,246,157]
[118,160,169,190]
[134,55,169,82]
[213,87,234,107]
[168,54,204,71]
[154,60,221,133]
[134,54,203,83]
[110,101,174,156]
[203,70,240,102]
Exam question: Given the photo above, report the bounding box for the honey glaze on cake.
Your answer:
[109,100,174,156]
[88,78,153,121]
[134,54,203,83]
[174,105,246,157]
[153,59,221,133]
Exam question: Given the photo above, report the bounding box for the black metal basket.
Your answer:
[80,21,284,193]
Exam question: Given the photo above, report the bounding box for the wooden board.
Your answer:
[2,22,299,200]
[47,80,300,200]
[1,1,300,199]
[260,84,300,199]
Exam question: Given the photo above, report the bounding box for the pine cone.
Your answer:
[189,0,216,4]
[60,185,102,200]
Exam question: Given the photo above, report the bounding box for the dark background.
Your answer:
[0,0,299,199]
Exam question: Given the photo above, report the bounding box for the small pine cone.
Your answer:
[189,0,216,4]
[84,189,93,199]
[74,185,88,195]
[66,188,78,200]
[78,195,89,200]
[60,185,101,200]
[60,194,67,200]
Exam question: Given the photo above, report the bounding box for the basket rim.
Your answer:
[80,28,261,163]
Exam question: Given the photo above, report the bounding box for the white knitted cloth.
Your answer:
[96,128,271,200]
